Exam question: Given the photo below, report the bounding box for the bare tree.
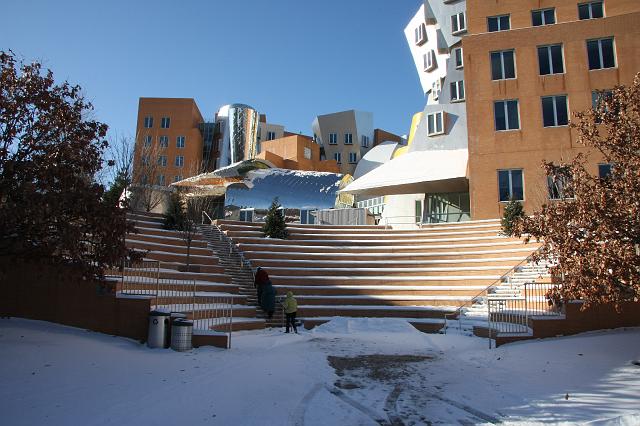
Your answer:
[176,189,215,270]
[102,133,134,207]
[130,133,166,212]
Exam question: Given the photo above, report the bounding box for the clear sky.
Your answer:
[1,0,425,139]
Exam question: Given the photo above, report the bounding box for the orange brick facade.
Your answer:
[256,135,340,173]
[464,0,640,219]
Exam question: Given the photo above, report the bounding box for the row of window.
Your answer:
[427,90,609,136]
[333,152,359,164]
[143,116,171,129]
[487,1,604,32]
[491,37,616,81]
[143,135,186,148]
[141,155,184,168]
[327,133,370,148]
[141,174,184,186]
[498,163,612,202]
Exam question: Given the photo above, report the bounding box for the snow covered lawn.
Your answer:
[1,318,639,425]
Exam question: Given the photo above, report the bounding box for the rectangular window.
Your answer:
[415,23,427,45]
[547,174,573,200]
[175,155,184,167]
[144,116,153,128]
[157,155,167,167]
[174,175,183,183]
[592,89,612,122]
[532,8,556,26]
[427,111,445,136]
[141,175,148,185]
[334,152,341,164]
[157,175,165,186]
[538,44,564,75]
[454,47,463,69]
[361,135,370,148]
[542,95,569,127]
[159,136,169,148]
[303,147,312,159]
[491,50,516,80]
[579,1,604,20]
[329,133,338,145]
[267,131,276,140]
[344,133,353,145]
[450,80,465,102]
[160,117,171,129]
[431,79,442,101]
[587,38,616,70]
[498,169,524,202]
[141,155,150,166]
[349,152,357,164]
[451,12,466,34]
[494,100,520,131]
[488,15,510,32]
[176,136,185,148]
[423,50,436,72]
[598,163,612,179]
[144,135,152,147]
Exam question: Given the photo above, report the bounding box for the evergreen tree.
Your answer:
[103,169,130,207]
[501,199,524,236]
[163,192,185,230]
[263,198,288,239]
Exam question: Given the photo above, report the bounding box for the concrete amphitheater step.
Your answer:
[126,239,214,257]
[126,232,209,248]
[229,234,519,247]
[260,266,513,277]
[248,256,527,269]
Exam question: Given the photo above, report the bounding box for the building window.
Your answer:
[494,100,520,131]
[344,133,353,145]
[141,174,148,185]
[141,155,150,166]
[334,152,341,164]
[157,175,165,186]
[579,1,604,20]
[542,95,569,127]
[176,136,185,148]
[451,12,466,35]
[415,23,427,45]
[174,175,183,183]
[349,152,358,164]
[454,47,463,69]
[592,90,612,122]
[598,163,612,179]
[144,135,152,147]
[427,111,445,136]
[423,50,436,72]
[491,50,516,80]
[587,38,616,70]
[487,15,510,32]
[538,44,564,75]
[159,136,169,148]
[450,80,465,102]
[160,117,171,129]
[431,79,442,101]
[329,133,338,145]
[532,8,556,26]
[267,131,276,140]
[547,173,573,200]
[175,155,184,167]
[304,147,312,159]
[361,135,370,148]
[157,155,167,167]
[144,116,153,128]
[498,169,524,202]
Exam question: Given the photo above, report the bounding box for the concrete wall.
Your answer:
[464,4,640,219]
[0,258,151,342]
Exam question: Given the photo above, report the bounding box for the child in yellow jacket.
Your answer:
[282,291,298,334]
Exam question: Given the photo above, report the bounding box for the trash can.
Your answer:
[166,312,188,347]
[148,311,171,348]
[170,319,193,352]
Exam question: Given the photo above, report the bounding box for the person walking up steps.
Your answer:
[261,280,277,320]
[254,267,270,305]
[283,291,298,334]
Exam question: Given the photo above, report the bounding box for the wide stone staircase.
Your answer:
[214,219,545,333]
[115,211,265,343]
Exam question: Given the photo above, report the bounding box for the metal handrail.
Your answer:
[201,210,214,225]
[443,245,546,334]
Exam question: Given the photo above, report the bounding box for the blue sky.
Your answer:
[2,0,424,138]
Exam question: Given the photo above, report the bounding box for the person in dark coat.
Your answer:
[254,267,270,305]
[260,280,277,319]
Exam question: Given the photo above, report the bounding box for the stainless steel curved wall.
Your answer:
[217,104,259,168]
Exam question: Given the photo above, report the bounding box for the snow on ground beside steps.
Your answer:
[1,318,639,425]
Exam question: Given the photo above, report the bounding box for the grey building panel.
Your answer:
[409,102,468,152]
[424,0,467,48]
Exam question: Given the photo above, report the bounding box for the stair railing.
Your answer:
[443,246,547,334]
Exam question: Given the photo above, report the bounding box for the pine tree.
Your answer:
[163,192,185,230]
[501,199,524,236]
[263,198,288,239]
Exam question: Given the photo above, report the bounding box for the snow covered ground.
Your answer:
[1,317,639,426]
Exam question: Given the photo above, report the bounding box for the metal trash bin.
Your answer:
[170,319,193,352]
[148,311,171,348]
[167,312,188,346]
